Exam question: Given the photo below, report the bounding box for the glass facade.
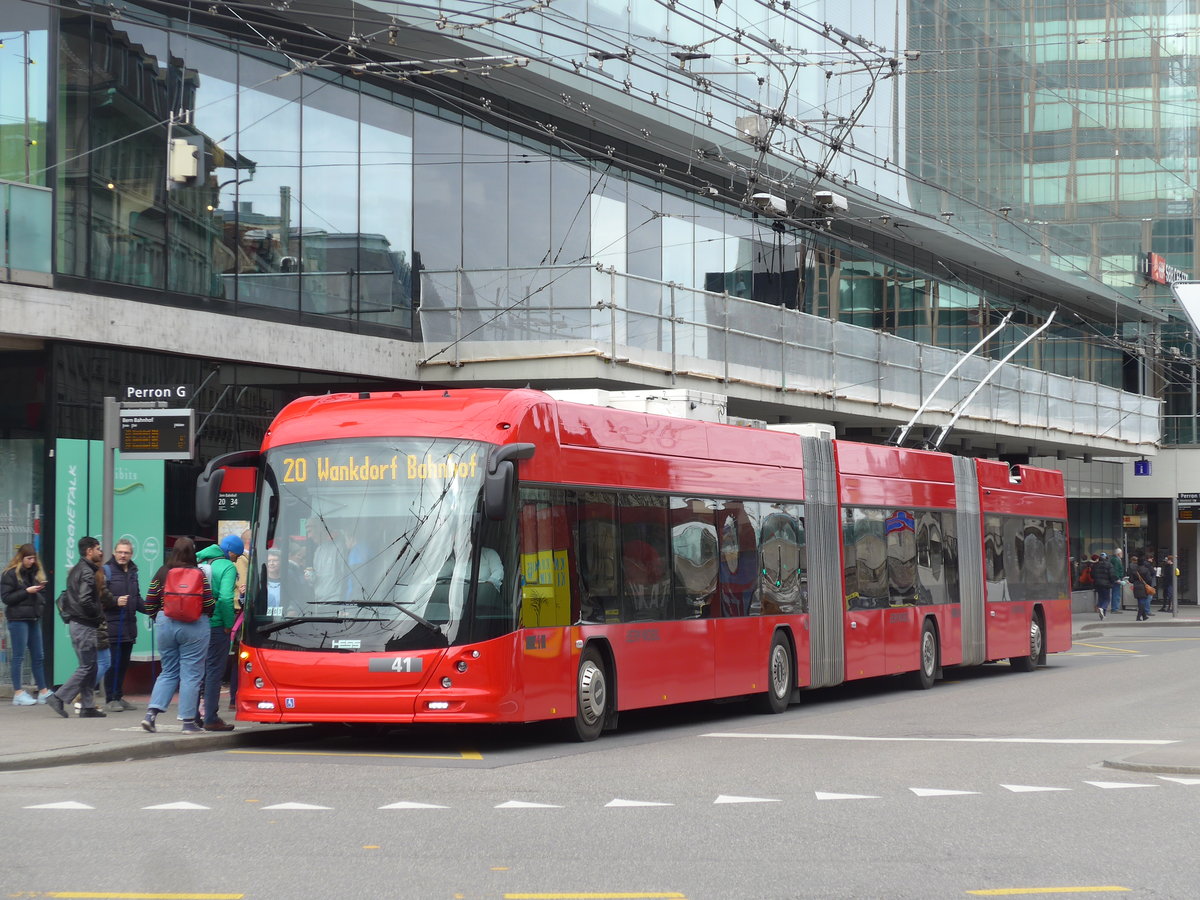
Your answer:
[55,7,413,328]
[31,0,1159,394]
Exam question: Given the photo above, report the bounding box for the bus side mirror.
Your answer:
[484,443,535,521]
[196,450,261,528]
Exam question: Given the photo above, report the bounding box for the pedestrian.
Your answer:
[195,535,240,731]
[1109,548,1126,612]
[140,537,213,734]
[45,536,116,718]
[1130,554,1156,621]
[101,538,144,711]
[1158,554,1176,612]
[1090,552,1113,620]
[230,529,251,712]
[2,543,52,706]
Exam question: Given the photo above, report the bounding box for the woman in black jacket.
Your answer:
[1,543,52,706]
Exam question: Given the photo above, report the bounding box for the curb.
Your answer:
[1102,758,1200,775]
[0,724,315,772]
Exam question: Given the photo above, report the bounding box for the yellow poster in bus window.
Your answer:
[521,549,570,628]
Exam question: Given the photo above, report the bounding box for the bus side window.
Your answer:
[670,497,717,619]
[619,493,670,622]
[717,499,760,617]
[517,488,572,628]
[574,491,619,623]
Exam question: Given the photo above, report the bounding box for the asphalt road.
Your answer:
[4,623,1199,900]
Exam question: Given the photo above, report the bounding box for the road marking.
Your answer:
[228,748,483,760]
[495,800,563,808]
[967,888,1130,895]
[1000,785,1071,793]
[378,801,449,809]
[24,801,94,809]
[1083,781,1157,790]
[142,802,210,810]
[713,795,779,804]
[259,802,332,809]
[1072,642,1140,654]
[910,788,979,797]
[605,798,673,807]
[814,791,880,800]
[1157,776,1200,785]
[703,733,1176,745]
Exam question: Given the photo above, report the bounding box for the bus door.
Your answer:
[983,515,1024,660]
[884,510,920,674]
[843,509,888,680]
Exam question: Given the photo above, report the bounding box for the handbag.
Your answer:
[1145,584,1157,597]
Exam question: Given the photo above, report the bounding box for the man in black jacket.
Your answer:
[45,536,116,719]
[102,538,142,711]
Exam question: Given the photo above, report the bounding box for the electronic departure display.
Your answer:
[118,409,195,460]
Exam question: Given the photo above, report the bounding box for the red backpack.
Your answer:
[162,567,205,622]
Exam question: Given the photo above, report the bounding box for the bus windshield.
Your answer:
[245,436,507,652]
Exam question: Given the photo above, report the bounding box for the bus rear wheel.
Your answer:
[1009,614,1044,672]
[567,646,608,742]
[753,632,793,714]
[907,620,938,690]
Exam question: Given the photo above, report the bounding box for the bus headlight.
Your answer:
[456,660,468,672]
[441,677,453,688]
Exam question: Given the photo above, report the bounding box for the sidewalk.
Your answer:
[0,689,313,772]
[1071,606,1200,774]
[2,610,1198,772]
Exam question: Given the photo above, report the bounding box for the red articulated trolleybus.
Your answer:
[196,388,1071,741]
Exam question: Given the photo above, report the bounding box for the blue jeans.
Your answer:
[95,644,111,692]
[6,619,47,692]
[201,625,231,724]
[147,615,210,720]
[1111,584,1122,611]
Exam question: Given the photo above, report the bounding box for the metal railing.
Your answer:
[418,264,1160,450]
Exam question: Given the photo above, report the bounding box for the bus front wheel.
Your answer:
[567,646,608,742]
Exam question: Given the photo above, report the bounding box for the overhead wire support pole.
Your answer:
[888,310,1013,447]
[928,310,1057,452]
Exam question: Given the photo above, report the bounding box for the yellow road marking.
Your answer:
[228,748,483,761]
[1072,642,1140,654]
[967,888,1130,895]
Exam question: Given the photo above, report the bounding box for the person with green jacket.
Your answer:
[1109,548,1127,613]
[196,536,241,731]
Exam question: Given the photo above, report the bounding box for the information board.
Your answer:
[118,408,195,460]
[1179,492,1200,524]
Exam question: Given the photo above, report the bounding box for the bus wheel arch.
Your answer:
[754,628,796,714]
[565,641,615,742]
[1010,607,1045,672]
[907,617,940,690]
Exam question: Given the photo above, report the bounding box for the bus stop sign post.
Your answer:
[102,389,195,555]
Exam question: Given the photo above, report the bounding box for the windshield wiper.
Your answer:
[257,616,351,636]
[346,600,444,637]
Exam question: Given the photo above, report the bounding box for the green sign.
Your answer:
[51,440,164,682]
